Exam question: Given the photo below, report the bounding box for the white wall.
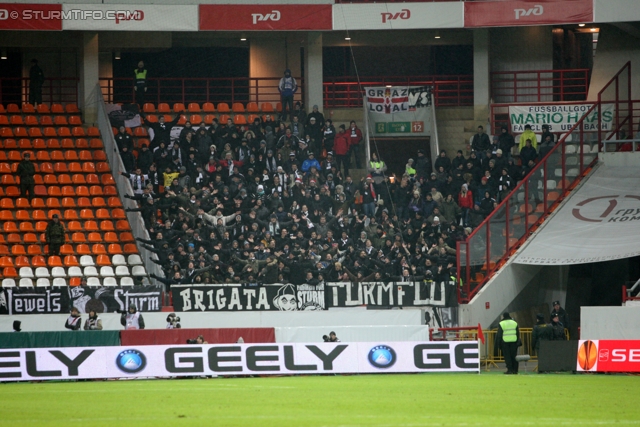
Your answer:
[581,306,640,339]
[275,325,430,343]
[1,307,424,333]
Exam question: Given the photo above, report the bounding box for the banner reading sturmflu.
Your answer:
[366,86,433,137]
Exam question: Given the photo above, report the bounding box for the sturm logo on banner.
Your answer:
[571,195,640,223]
[115,349,147,374]
[252,10,280,25]
[0,8,143,23]
[514,5,543,19]
[368,345,397,368]
[381,9,410,23]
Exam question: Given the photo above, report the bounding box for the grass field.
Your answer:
[1,372,639,426]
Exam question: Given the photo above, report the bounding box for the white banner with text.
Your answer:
[0,341,479,381]
[509,103,615,133]
[62,4,198,31]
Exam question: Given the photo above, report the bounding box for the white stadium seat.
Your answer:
[19,267,34,278]
[84,266,99,277]
[127,254,143,266]
[87,277,101,287]
[35,267,50,278]
[120,277,135,286]
[2,279,16,287]
[19,278,34,287]
[51,267,66,278]
[565,145,577,154]
[100,266,115,277]
[80,255,95,267]
[52,278,67,287]
[68,266,83,277]
[131,266,147,276]
[36,278,50,287]
[115,266,129,277]
[103,277,118,287]
[112,254,126,266]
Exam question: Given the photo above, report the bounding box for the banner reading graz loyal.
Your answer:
[509,104,615,133]
[172,281,457,312]
[0,286,162,315]
[366,86,433,137]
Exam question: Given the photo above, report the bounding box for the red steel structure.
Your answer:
[457,62,633,304]
[0,78,78,105]
[490,68,590,104]
[323,75,473,108]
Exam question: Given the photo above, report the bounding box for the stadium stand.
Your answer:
[0,103,144,287]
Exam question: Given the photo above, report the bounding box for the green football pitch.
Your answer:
[1,372,638,426]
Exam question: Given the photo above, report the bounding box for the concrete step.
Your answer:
[436,106,474,120]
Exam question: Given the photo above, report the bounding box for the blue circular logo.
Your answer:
[368,345,397,369]
[116,349,147,374]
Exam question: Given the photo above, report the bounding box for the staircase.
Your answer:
[435,106,476,156]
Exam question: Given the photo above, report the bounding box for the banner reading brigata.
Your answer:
[172,281,457,312]
[366,86,433,137]
[0,286,162,315]
[0,3,62,30]
[577,340,640,372]
[199,4,332,31]
[0,341,479,381]
[508,104,615,133]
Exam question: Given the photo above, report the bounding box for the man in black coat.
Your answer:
[142,113,180,149]
[550,300,570,331]
[471,125,491,161]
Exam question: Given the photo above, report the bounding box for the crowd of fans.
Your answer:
[115,105,553,289]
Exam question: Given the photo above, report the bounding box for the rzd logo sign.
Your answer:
[571,195,640,223]
[514,5,543,19]
[381,9,410,24]
[252,10,280,25]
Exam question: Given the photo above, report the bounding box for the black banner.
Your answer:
[0,286,163,315]
[173,283,327,312]
[172,281,456,312]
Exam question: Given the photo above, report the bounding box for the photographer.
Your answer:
[64,307,82,331]
[83,310,103,330]
[166,313,181,329]
[322,331,340,342]
[120,304,145,330]
[187,335,207,344]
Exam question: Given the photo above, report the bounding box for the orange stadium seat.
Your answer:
[61,186,75,196]
[202,102,215,113]
[143,103,155,113]
[247,102,259,113]
[58,174,72,185]
[75,138,88,148]
[53,163,68,173]
[104,232,118,243]
[158,103,171,113]
[51,104,64,114]
[64,255,80,266]
[17,211,31,222]
[29,128,43,137]
[7,233,21,243]
[69,116,82,126]
[32,138,46,149]
[7,104,20,113]
[63,210,79,220]
[67,221,82,231]
[58,127,72,137]
[64,150,79,161]
[65,104,79,113]
[101,174,115,185]
[5,187,20,197]
[72,174,86,184]
[32,256,46,267]
[22,103,35,113]
[11,245,26,256]
[32,210,47,220]
[93,151,107,161]
[71,127,85,137]
[15,256,30,267]
[116,220,130,231]
[111,209,126,219]
[27,245,42,256]
[219,114,230,124]
[187,103,200,113]
[107,197,122,207]
[234,115,247,125]
[87,127,100,137]
[25,116,39,126]
[4,139,17,149]
[232,103,245,113]
[10,115,24,125]
[71,232,86,243]
[1,127,13,137]
[261,102,274,112]
[173,103,185,113]
[90,186,104,196]
[93,245,107,256]
[0,116,8,126]
[85,175,99,185]
[1,175,15,185]
[54,116,68,126]
[100,221,115,231]
[80,209,95,219]
[77,197,91,208]
[40,116,53,126]
[96,208,110,219]
[120,232,135,242]
[90,139,103,149]
[134,127,147,137]
[88,232,102,243]
[190,114,202,125]
[203,114,215,125]
[76,244,91,255]
[68,162,82,173]
[217,103,230,113]
[108,244,123,254]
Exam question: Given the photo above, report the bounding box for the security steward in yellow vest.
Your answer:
[134,60,147,107]
[496,312,520,374]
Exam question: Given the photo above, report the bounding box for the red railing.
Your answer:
[99,77,304,106]
[323,75,473,108]
[491,69,590,104]
[0,78,78,106]
[458,62,633,304]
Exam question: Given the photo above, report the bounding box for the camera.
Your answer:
[166,313,181,329]
[322,335,330,342]
[186,339,197,344]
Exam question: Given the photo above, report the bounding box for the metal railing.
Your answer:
[491,69,590,104]
[458,62,633,304]
[0,77,78,106]
[94,84,162,282]
[99,77,303,107]
[323,75,473,108]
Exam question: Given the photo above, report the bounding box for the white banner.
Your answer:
[515,166,640,265]
[365,86,433,137]
[62,4,198,31]
[508,104,615,133]
[0,341,478,381]
[333,3,464,30]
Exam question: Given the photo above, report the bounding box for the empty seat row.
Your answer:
[0,115,82,126]
[143,101,279,114]
[0,126,100,138]
[18,264,145,278]
[0,254,142,268]
[0,138,104,150]
[3,277,136,288]
[0,103,79,114]
[0,150,105,162]
[0,242,137,259]
[0,206,126,220]
[0,162,109,176]
[139,113,261,126]
[0,194,117,208]
[0,220,129,234]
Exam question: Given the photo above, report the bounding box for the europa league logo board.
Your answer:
[577,340,640,373]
